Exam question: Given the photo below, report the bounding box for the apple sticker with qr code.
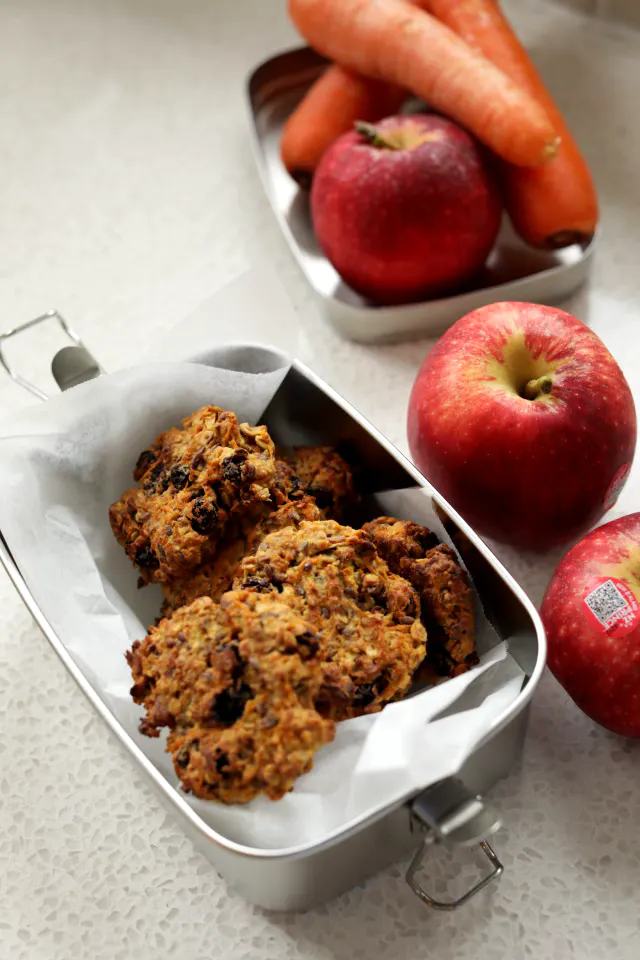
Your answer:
[583,577,640,638]
[603,462,632,512]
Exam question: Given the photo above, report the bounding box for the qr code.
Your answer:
[584,580,628,625]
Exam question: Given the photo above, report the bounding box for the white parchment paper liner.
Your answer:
[0,269,524,850]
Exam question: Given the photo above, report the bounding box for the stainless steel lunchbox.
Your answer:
[0,312,546,912]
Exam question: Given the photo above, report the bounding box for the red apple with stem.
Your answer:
[542,513,640,737]
[407,302,636,550]
[310,114,502,305]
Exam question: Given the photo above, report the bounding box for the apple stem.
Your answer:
[354,120,400,150]
[524,375,554,400]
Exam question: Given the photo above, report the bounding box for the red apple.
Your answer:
[310,114,502,305]
[542,513,640,737]
[407,302,636,550]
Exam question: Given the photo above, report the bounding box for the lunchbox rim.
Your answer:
[0,356,547,862]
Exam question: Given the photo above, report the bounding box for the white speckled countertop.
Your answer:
[1,1,640,956]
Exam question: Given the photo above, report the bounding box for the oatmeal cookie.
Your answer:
[127,591,335,803]
[364,516,477,677]
[281,446,357,521]
[362,516,439,567]
[161,495,321,615]
[110,406,276,584]
[402,546,478,677]
[235,520,427,719]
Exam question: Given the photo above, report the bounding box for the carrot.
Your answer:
[281,65,405,185]
[288,0,559,168]
[420,0,598,248]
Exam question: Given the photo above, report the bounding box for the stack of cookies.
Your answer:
[110,405,477,804]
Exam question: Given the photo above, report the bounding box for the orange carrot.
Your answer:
[281,65,405,185]
[420,0,598,248]
[288,0,559,168]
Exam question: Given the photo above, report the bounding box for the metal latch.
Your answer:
[406,779,504,911]
[0,310,103,399]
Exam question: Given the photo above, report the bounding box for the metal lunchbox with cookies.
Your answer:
[0,277,545,912]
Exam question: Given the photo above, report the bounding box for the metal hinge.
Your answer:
[406,779,504,911]
[0,310,102,399]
